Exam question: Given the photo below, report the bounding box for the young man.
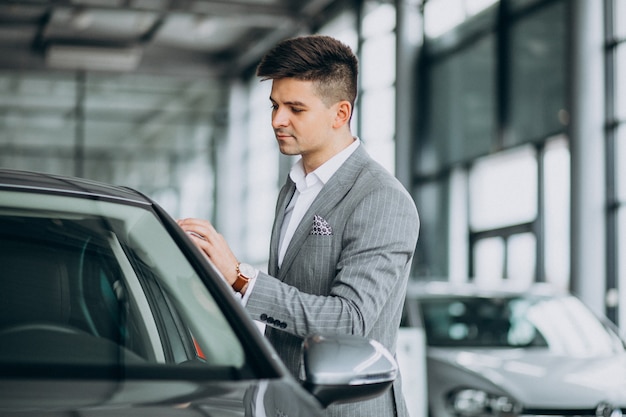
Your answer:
[178,35,419,417]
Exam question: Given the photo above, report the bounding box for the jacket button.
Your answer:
[260,313,268,321]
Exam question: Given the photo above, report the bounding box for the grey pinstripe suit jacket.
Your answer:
[245,144,420,417]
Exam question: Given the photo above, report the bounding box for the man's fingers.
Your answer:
[186,230,207,241]
[178,218,218,241]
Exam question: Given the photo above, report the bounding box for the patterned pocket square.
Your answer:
[310,215,333,235]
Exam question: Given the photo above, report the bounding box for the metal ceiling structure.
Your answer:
[0,0,354,183]
[0,0,345,78]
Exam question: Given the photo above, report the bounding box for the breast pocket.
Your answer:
[298,235,336,294]
[302,234,333,248]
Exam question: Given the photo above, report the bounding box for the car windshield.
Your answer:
[0,190,246,376]
[420,294,625,356]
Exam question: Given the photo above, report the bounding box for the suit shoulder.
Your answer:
[352,159,417,211]
[358,158,409,193]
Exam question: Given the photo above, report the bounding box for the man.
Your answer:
[178,35,419,417]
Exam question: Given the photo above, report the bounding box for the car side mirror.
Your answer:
[300,334,397,408]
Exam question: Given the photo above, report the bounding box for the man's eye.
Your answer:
[291,107,304,113]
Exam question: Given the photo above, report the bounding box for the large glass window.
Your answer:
[0,73,77,174]
[469,146,537,284]
[414,0,570,287]
[473,237,505,284]
[616,44,626,120]
[618,127,626,202]
[424,0,498,39]
[543,136,570,289]
[414,180,450,278]
[509,1,567,145]
[244,80,278,266]
[619,208,626,329]
[424,36,495,173]
[0,72,221,219]
[607,0,626,328]
[359,1,397,173]
[469,146,537,231]
[507,232,536,284]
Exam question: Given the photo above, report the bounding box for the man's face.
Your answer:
[269,78,339,164]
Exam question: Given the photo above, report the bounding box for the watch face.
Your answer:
[239,263,255,279]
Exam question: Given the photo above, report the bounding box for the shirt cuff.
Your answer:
[239,269,258,305]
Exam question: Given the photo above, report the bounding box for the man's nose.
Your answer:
[271,108,289,128]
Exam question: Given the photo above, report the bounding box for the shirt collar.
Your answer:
[289,138,360,191]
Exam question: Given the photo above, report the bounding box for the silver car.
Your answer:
[0,168,397,416]
[401,281,626,417]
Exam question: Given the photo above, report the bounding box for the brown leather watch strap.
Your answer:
[232,263,250,293]
[232,274,249,292]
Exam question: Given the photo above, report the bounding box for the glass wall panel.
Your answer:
[361,87,395,140]
[0,73,77,151]
[361,33,396,90]
[449,168,470,283]
[616,44,626,120]
[510,0,546,12]
[425,35,495,174]
[359,2,396,173]
[609,0,625,329]
[424,0,497,41]
[469,146,537,231]
[0,71,223,219]
[619,208,626,330]
[543,136,570,289]
[467,0,499,15]
[85,75,219,154]
[617,126,626,202]
[416,0,574,287]
[424,0,466,39]
[362,1,395,38]
[319,10,358,51]
[509,0,567,144]
[474,236,505,283]
[507,232,536,285]
[245,80,278,265]
[616,0,626,39]
[414,180,450,279]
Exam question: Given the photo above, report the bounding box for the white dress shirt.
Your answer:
[278,138,360,266]
[242,137,360,304]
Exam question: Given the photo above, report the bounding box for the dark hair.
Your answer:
[256,35,358,108]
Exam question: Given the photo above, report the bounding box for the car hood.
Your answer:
[428,347,626,408]
[0,377,323,417]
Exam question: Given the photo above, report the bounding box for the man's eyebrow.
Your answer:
[269,96,308,107]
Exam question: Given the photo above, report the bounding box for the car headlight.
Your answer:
[446,388,521,417]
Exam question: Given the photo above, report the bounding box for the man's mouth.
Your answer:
[275,131,293,139]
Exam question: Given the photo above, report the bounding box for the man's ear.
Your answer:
[332,100,352,128]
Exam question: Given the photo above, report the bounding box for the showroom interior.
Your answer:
[0,0,624,333]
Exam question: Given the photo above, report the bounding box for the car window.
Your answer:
[418,295,624,356]
[0,190,246,376]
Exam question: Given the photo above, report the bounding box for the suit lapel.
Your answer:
[269,177,296,276]
[278,146,368,278]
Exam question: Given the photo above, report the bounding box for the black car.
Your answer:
[0,168,398,416]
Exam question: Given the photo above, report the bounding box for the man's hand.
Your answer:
[177,218,239,288]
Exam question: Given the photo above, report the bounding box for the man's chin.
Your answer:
[278,144,299,156]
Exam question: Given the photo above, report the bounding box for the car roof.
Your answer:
[0,168,151,206]
[405,280,566,299]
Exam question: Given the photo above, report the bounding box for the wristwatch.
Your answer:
[233,262,255,293]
